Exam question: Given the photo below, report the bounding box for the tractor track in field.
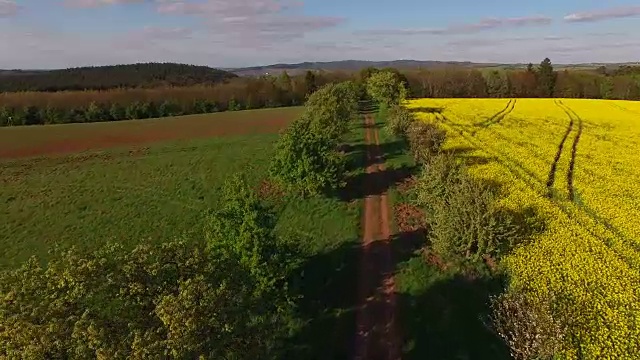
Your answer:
[555,100,584,202]
[472,99,517,134]
[354,113,400,360]
[609,102,640,116]
[546,100,575,198]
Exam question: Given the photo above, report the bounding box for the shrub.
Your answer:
[0,106,10,126]
[414,153,519,263]
[385,104,415,138]
[43,105,66,124]
[270,117,346,196]
[109,102,126,120]
[158,100,180,117]
[406,121,447,163]
[84,101,108,122]
[490,290,566,360]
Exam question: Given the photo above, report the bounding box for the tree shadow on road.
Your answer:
[339,164,419,202]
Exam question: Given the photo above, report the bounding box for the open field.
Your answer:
[0,107,302,159]
[407,98,640,357]
[0,108,369,358]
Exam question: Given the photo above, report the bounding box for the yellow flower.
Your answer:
[408,98,640,359]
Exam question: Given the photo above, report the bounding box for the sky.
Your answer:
[0,0,639,69]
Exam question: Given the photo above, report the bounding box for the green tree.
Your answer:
[303,81,360,139]
[366,70,407,106]
[537,58,557,97]
[304,70,317,96]
[276,71,294,106]
[526,63,534,73]
[270,117,346,196]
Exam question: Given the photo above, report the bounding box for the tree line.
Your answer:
[1,58,639,127]
[0,63,238,92]
[0,70,352,126]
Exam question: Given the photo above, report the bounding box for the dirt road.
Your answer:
[354,113,400,360]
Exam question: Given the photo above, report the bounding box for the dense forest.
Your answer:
[0,63,238,92]
[1,59,639,126]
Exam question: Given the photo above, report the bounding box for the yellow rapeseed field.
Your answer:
[407,98,640,359]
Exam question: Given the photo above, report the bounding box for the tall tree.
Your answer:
[304,71,317,96]
[526,63,535,73]
[537,58,557,98]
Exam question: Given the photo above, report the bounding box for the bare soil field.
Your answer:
[0,107,302,159]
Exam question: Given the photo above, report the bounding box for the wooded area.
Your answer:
[1,59,639,126]
[0,63,237,92]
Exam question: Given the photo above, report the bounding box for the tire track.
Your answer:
[354,113,399,360]
[472,99,517,135]
[556,100,584,202]
[609,102,640,116]
[546,100,575,198]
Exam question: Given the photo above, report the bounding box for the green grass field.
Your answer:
[0,109,368,358]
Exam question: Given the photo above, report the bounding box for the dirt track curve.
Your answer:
[354,113,400,360]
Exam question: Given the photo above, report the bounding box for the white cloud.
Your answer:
[564,6,640,22]
[64,0,146,8]
[156,0,344,45]
[358,16,552,36]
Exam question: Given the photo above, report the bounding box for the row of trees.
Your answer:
[1,58,639,127]
[270,81,360,196]
[403,58,640,99]
[0,70,351,126]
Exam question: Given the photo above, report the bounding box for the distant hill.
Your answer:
[227,60,501,76]
[228,60,640,76]
[0,63,237,92]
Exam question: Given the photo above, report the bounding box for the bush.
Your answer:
[84,101,109,122]
[414,153,519,263]
[270,117,346,196]
[490,290,566,360]
[0,175,300,359]
[385,104,415,138]
[0,106,10,126]
[406,121,447,163]
[109,103,126,120]
[22,106,41,125]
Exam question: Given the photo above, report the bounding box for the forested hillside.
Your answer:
[0,63,237,92]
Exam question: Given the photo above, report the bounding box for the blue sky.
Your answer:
[0,0,639,69]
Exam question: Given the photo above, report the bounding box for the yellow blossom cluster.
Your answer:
[407,98,640,359]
